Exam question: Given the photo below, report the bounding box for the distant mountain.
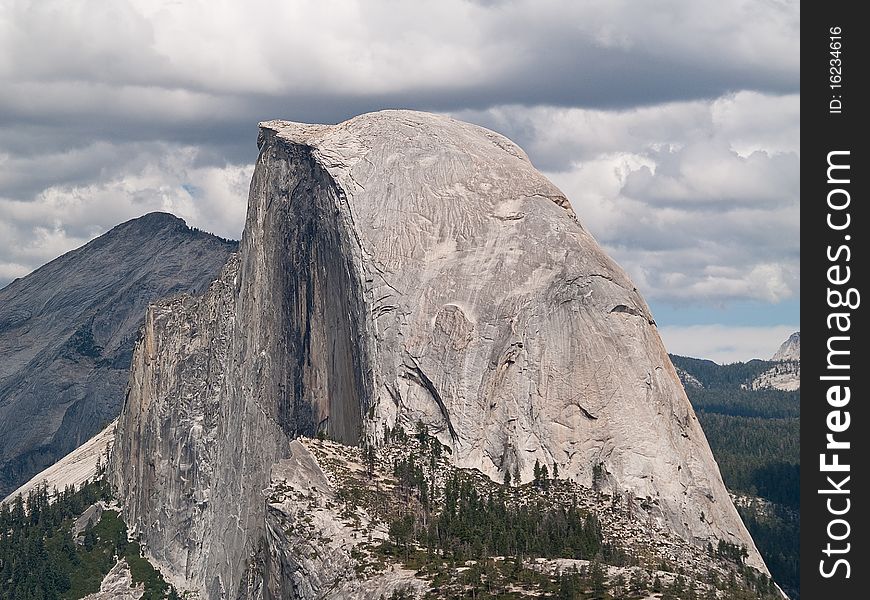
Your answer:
[0,212,237,497]
[752,331,800,391]
[771,331,800,362]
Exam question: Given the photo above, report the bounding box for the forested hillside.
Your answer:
[672,355,800,599]
[0,477,176,599]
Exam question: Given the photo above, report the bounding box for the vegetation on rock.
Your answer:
[296,423,782,600]
[0,474,178,600]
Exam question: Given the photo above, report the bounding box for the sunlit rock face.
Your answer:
[112,110,765,597]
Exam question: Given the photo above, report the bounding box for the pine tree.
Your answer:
[629,569,649,593]
[83,520,97,551]
[558,569,579,600]
[672,574,686,595]
[363,445,376,476]
[589,560,606,600]
[611,573,627,597]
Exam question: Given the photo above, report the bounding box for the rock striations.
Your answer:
[0,213,237,497]
[111,110,765,597]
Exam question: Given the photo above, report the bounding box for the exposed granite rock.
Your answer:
[751,332,800,391]
[2,419,114,505]
[111,110,766,597]
[81,559,145,600]
[771,332,800,362]
[0,213,237,496]
[73,501,106,543]
[675,367,704,389]
[749,362,800,392]
[112,255,240,596]
[257,440,428,599]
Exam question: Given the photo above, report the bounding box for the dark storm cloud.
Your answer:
[0,0,798,153]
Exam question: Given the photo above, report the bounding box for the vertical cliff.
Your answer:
[113,138,376,597]
[112,110,765,597]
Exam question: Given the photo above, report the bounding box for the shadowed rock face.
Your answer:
[112,110,766,597]
[237,141,371,444]
[112,140,375,598]
[0,213,236,497]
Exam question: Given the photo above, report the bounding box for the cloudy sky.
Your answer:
[0,0,799,363]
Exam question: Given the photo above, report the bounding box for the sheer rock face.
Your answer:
[0,213,237,497]
[112,110,765,597]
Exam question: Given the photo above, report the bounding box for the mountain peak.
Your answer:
[771,332,800,362]
[124,210,186,227]
[0,209,237,497]
[104,212,192,239]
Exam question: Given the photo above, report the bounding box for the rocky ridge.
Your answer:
[110,110,766,597]
[252,433,776,599]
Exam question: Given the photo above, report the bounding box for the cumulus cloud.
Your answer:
[0,144,251,280]
[456,92,800,306]
[658,324,799,364]
[622,143,798,209]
